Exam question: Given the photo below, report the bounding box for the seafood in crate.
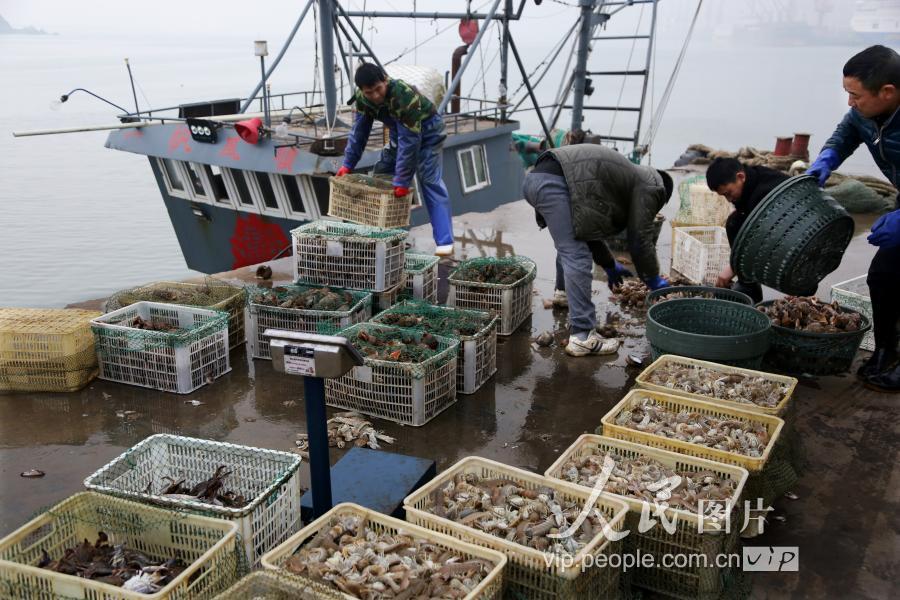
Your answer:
[246,284,371,360]
[403,253,440,303]
[404,457,629,600]
[545,436,748,600]
[831,275,875,350]
[261,503,506,600]
[327,174,412,229]
[447,257,536,336]
[84,434,303,566]
[324,323,458,426]
[371,300,498,394]
[637,355,796,414]
[291,220,406,292]
[758,295,864,333]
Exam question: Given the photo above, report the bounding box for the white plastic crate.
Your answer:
[676,184,733,226]
[671,226,731,285]
[831,275,875,351]
[404,252,440,302]
[91,302,230,394]
[372,302,498,395]
[291,220,406,292]
[324,323,458,426]
[245,285,372,360]
[447,257,536,336]
[84,434,303,566]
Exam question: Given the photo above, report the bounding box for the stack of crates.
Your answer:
[448,256,536,336]
[0,308,101,393]
[404,252,440,303]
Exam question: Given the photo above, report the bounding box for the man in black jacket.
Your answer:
[705,158,789,303]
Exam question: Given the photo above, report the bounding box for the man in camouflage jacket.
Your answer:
[337,64,454,254]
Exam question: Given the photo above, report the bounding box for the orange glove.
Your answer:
[394,186,410,198]
[335,166,351,177]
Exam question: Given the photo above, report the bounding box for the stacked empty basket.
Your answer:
[371,300,498,394]
[671,226,730,285]
[404,252,440,302]
[672,183,732,230]
[104,280,248,351]
[404,456,629,600]
[325,323,458,426]
[448,256,536,335]
[0,492,239,599]
[245,284,371,360]
[546,435,749,600]
[84,434,303,565]
[91,302,231,394]
[0,308,101,393]
[327,175,411,228]
[292,220,406,292]
[261,503,507,599]
[831,275,875,351]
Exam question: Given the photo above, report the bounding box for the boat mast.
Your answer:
[570,0,597,131]
[320,0,338,127]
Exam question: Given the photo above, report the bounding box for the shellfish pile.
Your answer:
[37,532,186,593]
[558,450,738,515]
[759,296,863,333]
[283,513,494,599]
[610,277,692,309]
[426,472,608,557]
[645,363,789,409]
[351,328,442,363]
[453,262,527,285]
[295,411,396,458]
[377,310,485,337]
[614,397,770,457]
[254,286,357,312]
[127,316,181,333]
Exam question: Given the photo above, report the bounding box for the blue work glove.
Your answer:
[603,262,634,291]
[868,210,900,249]
[644,275,669,291]
[806,148,840,188]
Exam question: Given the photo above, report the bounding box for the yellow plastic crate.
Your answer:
[0,308,100,393]
[327,175,411,228]
[261,502,506,600]
[404,456,629,600]
[213,570,320,599]
[0,492,239,600]
[546,435,748,600]
[635,354,798,416]
[601,390,784,473]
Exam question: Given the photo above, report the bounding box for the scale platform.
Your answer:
[300,447,436,522]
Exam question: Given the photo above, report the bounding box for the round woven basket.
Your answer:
[756,300,870,375]
[646,285,753,307]
[646,298,772,368]
[731,175,855,295]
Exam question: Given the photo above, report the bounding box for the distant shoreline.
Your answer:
[0,14,53,36]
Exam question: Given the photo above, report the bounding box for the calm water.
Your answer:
[0,25,884,307]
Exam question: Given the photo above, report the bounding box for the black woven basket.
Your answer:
[646,298,772,368]
[646,285,753,307]
[731,175,854,295]
[756,300,871,375]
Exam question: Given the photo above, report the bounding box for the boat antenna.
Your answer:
[124,58,140,115]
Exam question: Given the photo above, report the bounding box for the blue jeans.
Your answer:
[374,114,454,246]
[523,172,596,334]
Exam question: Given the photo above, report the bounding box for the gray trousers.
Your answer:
[523,172,596,334]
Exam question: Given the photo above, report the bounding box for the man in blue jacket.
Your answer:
[335,64,454,256]
[807,45,900,391]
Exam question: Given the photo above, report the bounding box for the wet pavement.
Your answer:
[1,170,897,599]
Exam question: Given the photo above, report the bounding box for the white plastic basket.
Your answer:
[91,302,230,394]
[447,257,536,336]
[404,253,440,303]
[673,184,733,226]
[671,226,731,285]
[291,220,406,292]
[245,285,372,360]
[324,323,458,426]
[84,434,303,566]
[831,275,875,351]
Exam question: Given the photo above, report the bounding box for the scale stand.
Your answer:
[264,330,435,521]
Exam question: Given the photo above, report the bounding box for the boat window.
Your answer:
[204,164,232,205]
[228,170,257,208]
[253,172,279,210]
[457,145,491,193]
[281,175,307,215]
[159,158,188,197]
[184,162,209,199]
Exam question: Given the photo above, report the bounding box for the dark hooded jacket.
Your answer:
[724,165,789,245]
[540,144,669,278]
